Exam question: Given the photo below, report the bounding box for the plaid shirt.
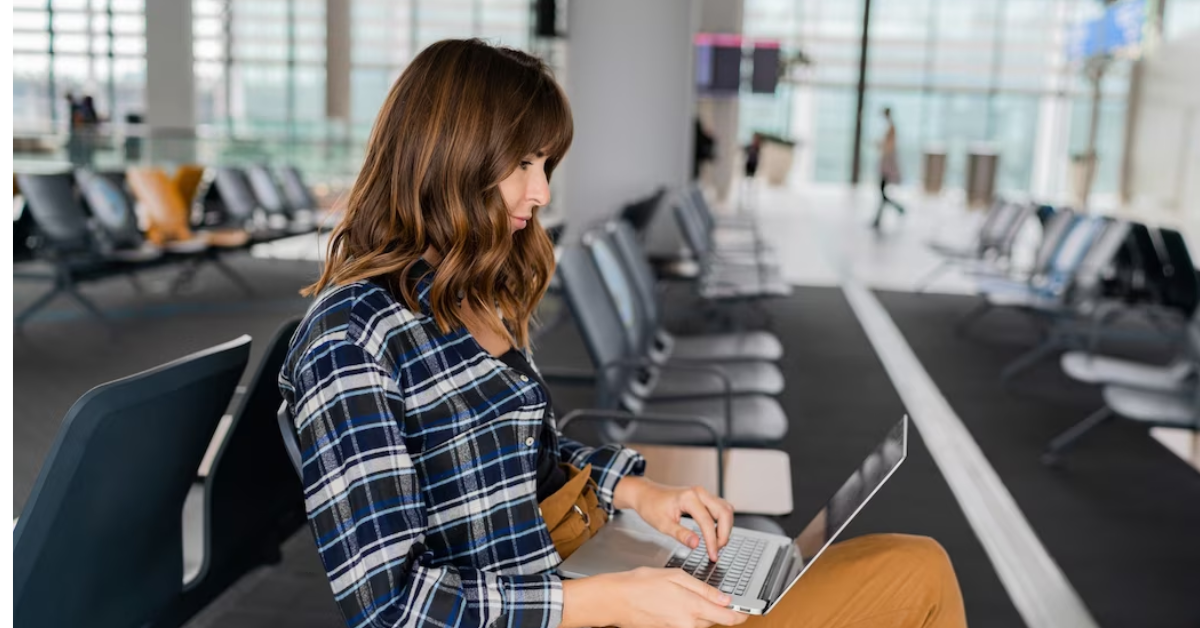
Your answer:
[279,264,645,628]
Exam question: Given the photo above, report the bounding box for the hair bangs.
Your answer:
[515,75,573,175]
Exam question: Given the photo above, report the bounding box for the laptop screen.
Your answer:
[767,416,908,611]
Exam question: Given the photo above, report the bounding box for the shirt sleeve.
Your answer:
[557,434,646,515]
[289,338,565,628]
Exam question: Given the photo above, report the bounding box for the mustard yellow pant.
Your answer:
[730,533,967,628]
[543,476,966,628]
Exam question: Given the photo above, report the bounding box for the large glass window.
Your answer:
[744,0,1140,198]
[193,0,326,139]
[13,0,146,134]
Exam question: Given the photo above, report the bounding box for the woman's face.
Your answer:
[498,152,551,234]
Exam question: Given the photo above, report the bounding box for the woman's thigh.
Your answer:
[731,534,966,628]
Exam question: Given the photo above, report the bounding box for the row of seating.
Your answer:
[13,164,333,327]
[543,184,797,531]
[14,320,306,628]
[923,199,1200,463]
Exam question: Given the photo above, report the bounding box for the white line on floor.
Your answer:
[841,281,1098,628]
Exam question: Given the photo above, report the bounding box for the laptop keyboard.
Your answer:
[664,534,767,596]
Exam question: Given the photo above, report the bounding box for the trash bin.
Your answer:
[758,133,797,187]
[1070,151,1097,208]
[124,113,144,162]
[922,145,947,194]
[965,144,999,208]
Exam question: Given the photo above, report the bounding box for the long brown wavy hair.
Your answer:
[306,39,571,349]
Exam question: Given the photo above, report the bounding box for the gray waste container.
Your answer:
[923,145,947,194]
[966,144,999,208]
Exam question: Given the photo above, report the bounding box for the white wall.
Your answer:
[561,0,697,252]
[1128,32,1200,216]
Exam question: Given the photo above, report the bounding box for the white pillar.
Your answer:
[561,0,697,254]
[326,0,352,123]
[144,0,195,162]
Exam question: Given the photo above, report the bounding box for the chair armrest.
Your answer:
[597,357,734,437]
[558,407,726,497]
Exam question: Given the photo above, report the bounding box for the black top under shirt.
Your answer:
[497,348,569,501]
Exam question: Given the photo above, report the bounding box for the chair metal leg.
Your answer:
[1000,335,1063,383]
[1042,407,1115,465]
[955,299,993,336]
[211,257,256,296]
[64,286,115,331]
[915,260,950,293]
[170,259,204,295]
[15,285,65,327]
[125,271,145,295]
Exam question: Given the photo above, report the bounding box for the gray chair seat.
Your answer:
[634,395,788,446]
[1061,352,1194,392]
[109,243,164,263]
[164,236,210,254]
[648,361,785,398]
[701,276,792,299]
[1103,385,1198,427]
[668,331,784,362]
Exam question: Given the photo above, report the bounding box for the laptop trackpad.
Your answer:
[558,511,681,577]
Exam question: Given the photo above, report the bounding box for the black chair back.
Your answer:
[1159,229,1200,316]
[556,245,640,410]
[246,165,293,217]
[160,320,306,627]
[672,195,713,260]
[16,173,93,254]
[607,220,661,329]
[619,186,666,235]
[14,336,251,628]
[585,231,654,357]
[279,166,320,212]
[213,168,261,222]
[75,169,144,250]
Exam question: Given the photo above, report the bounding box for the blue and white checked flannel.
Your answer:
[279,266,645,628]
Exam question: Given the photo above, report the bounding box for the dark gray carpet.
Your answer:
[876,290,1200,628]
[14,268,1021,627]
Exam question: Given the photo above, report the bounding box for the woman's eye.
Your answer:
[520,161,533,170]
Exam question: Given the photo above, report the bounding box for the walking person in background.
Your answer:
[872,107,906,230]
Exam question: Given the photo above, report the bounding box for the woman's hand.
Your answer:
[614,476,735,562]
[561,569,748,628]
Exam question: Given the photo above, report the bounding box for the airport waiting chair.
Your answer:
[606,220,784,363]
[14,172,164,327]
[156,320,306,628]
[554,244,788,447]
[246,165,315,234]
[683,184,771,257]
[1158,228,1200,318]
[127,167,255,295]
[672,198,791,304]
[583,229,785,398]
[620,186,667,238]
[917,200,1034,292]
[14,336,251,628]
[1057,264,1200,396]
[1044,380,1199,466]
[75,169,163,264]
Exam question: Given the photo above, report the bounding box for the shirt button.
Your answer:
[525,436,535,447]
[520,375,529,382]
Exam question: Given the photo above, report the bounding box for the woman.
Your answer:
[281,39,965,628]
[873,107,906,230]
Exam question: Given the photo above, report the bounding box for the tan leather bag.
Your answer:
[539,463,609,560]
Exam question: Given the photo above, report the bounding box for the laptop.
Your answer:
[558,415,909,615]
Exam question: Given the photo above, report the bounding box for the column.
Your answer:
[144,0,195,163]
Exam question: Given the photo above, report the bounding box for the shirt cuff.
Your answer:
[590,445,646,515]
[498,573,565,628]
